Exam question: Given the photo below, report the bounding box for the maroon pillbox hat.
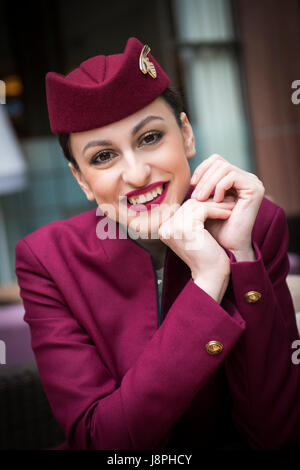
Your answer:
[46,37,170,134]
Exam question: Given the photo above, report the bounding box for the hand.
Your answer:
[158,198,234,302]
[190,154,265,261]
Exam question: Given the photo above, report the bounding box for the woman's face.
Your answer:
[69,97,196,238]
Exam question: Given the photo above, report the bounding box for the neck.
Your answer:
[118,222,167,269]
[134,237,167,270]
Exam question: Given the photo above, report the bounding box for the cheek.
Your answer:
[88,173,116,204]
[160,141,191,177]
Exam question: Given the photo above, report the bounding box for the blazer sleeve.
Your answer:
[15,237,245,450]
[224,205,300,449]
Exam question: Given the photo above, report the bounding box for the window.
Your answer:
[172,0,252,173]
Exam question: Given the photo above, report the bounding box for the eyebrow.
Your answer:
[82,139,113,156]
[82,115,165,156]
[131,115,164,137]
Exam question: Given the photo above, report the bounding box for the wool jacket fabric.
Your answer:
[15,190,300,450]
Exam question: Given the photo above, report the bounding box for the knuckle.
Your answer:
[209,153,223,161]
[186,198,197,209]
[247,173,265,192]
[224,162,233,171]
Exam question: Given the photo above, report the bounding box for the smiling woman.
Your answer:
[67,96,195,244]
[15,37,300,450]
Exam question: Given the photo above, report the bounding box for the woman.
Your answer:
[15,37,300,450]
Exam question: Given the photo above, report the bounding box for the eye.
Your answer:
[139,131,163,146]
[91,150,116,165]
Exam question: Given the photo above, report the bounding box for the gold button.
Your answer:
[244,291,262,303]
[206,341,223,355]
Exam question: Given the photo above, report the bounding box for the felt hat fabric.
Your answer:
[46,37,170,133]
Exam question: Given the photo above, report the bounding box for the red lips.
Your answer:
[126,182,169,212]
[125,181,166,198]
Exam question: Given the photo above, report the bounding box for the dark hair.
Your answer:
[58,86,184,172]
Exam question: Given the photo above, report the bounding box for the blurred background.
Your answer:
[0,0,299,450]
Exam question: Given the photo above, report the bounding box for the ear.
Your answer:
[180,112,196,159]
[68,163,95,201]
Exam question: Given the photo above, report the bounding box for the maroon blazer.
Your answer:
[15,192,300,450]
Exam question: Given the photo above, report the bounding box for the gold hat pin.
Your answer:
[139,45,157,79]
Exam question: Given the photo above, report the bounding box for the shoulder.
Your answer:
[15,207,105,270]
[19,207,97,245]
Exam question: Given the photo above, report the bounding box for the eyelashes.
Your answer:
[90,130,164,166]
[138,130,163,146]
[91,150,116,165]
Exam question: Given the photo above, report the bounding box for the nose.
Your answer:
[121,151,151,188]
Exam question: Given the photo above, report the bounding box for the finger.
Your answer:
[199,199,235,210]
[190,154,224,185]
[191,160,224,196]
[191,163,232,200]
[190,155,220,185]
[202,206,232,222]
[187,198,235,213]
[163,201,232,235]
[213,172,238,202]
[199,194,236,204]
[164,206,231,240]
[186,196,234,208]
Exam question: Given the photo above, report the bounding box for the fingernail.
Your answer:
[191,175,196,184]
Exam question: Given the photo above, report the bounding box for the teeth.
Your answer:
[128,184,164,205]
